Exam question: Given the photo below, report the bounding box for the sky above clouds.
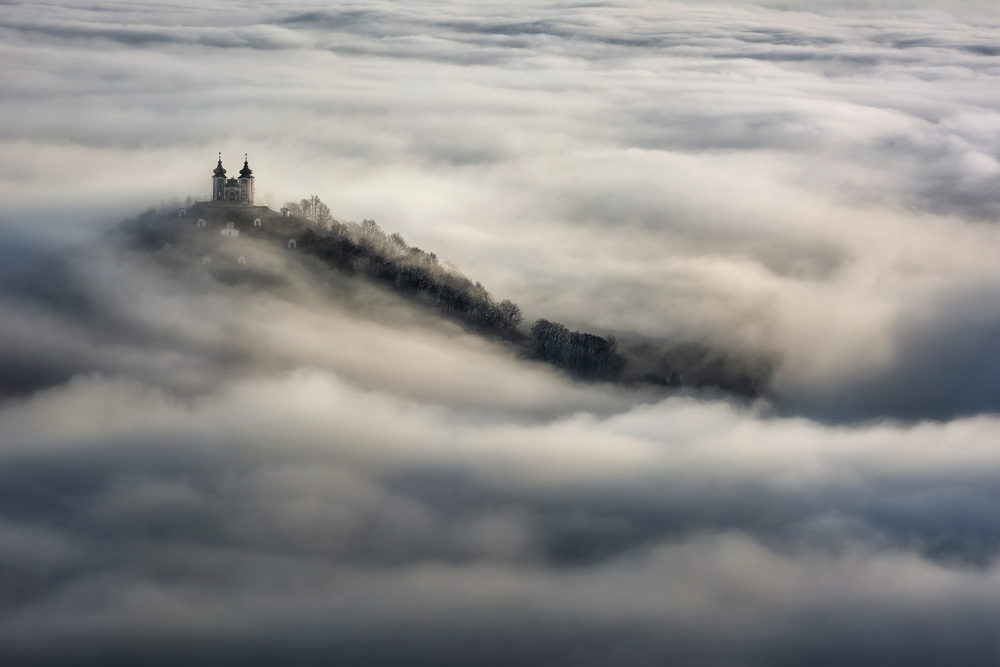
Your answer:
[4,0,1000,664]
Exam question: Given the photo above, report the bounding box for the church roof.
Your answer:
[213,157,227,178]
[239,156,253,179]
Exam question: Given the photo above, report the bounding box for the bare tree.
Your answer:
[360,219,384,239]
[497,299,523,331]
[300,195,332,226]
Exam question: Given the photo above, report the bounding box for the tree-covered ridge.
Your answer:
[529,319,626,382]
[287,209,635,382]
[118,199,771,395]
[298,217,525,339]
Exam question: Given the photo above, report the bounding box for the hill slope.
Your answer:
[118,203,774,397]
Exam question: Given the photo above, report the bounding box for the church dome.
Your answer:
[213,157,227,178]
[239,156,253,179]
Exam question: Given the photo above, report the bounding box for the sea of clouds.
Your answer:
[4,0,1000,664]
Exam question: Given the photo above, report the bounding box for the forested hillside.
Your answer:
[119,200,772,396]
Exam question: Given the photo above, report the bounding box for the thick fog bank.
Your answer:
[0,228,999,664]
[5,0,1000,663]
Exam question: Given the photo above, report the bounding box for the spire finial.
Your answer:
[213,154,227,178]
[238,153,253,179]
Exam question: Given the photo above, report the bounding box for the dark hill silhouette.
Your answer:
[117,200,773,397]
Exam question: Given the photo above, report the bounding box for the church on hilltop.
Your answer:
[211,153,255,205]
[181,153,271,228]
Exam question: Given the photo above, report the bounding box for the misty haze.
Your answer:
[5,0,1000,665]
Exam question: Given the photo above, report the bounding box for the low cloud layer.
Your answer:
[5,0,1000,663]
[1,229,1000,664]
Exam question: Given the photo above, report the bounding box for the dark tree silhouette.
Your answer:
[530,319,626,381]
[300,195,333,226]
[118,202,771,395]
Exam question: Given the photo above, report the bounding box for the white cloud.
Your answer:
[4,0,1000,662]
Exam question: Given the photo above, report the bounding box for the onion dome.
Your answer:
[213,154,227,178]
[239,154,253,179]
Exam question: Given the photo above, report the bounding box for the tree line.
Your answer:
[120,198,771,395]
[529,319,627,382]
[284,204,635,382]
[293,216,524,339]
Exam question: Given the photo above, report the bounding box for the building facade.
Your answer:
[212,154,254,204]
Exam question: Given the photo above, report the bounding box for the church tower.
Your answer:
[212,154,227,202]
[238,154,254,205]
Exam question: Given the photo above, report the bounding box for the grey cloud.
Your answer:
[281,9,391,31]
[780,285,1000,420]
[4,366,1000,664]
[0,240,246,398]
[6,0,1000,663]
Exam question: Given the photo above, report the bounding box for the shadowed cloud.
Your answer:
[4,0,1000,664]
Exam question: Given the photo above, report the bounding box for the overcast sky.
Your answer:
[4,0,1000,664]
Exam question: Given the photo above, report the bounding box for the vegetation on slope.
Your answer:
[118,199,773,396]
